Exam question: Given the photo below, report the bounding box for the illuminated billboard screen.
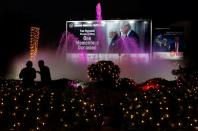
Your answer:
[66,20,151,63]
[153,28,185,60]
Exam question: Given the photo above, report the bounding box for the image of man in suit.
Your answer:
[120,21,140,45]
[108,30,122,53]
[119,21,140,53]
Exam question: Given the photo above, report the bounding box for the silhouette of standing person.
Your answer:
[37,60,51,85]
[19,61,36,87]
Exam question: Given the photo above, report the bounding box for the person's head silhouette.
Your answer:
[38,60,45,68]
[26,61,33,68]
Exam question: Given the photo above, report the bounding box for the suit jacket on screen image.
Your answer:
[127,30,140,45]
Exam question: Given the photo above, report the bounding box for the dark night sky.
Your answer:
[0,0,196,77]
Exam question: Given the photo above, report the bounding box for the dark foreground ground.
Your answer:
[0,78,197,130]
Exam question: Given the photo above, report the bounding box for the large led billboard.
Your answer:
[65,20,151,63]
[153,28,185,60]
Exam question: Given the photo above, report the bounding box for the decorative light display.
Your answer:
[142,78,167,91]
[115,78,136,91]
[0,66,197,130]
[29,26,40,60]
[0,80,106,130]
[119,78,198,130]
[88,61,120,82]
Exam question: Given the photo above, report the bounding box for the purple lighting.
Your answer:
[96,2,102,21]
[96,2,106,53]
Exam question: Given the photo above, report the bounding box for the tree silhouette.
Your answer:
[115,78,137,91]
[88,61,120,83]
